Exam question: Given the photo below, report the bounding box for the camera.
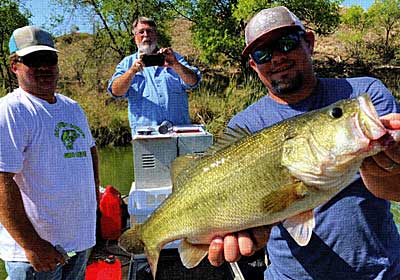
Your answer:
[141,53,165,67]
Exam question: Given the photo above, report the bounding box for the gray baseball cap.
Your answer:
[242,6,305,57]
[9,26,58,56]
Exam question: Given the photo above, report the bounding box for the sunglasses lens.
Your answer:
[278,34,300,53]
[19,52,58,67]
[251,32,302,64]
[252,48,273,64]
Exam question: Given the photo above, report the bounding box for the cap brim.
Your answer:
[242,25,304,58]
[16,45,58,56]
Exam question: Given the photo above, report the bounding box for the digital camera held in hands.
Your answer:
[141,53,165,67]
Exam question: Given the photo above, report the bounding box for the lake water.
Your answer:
[98,145,134,195]
[99,146,400,231]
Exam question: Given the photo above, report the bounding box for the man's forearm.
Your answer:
[111,68,137,96]
[0,172,43,250]
[171,63,199,87]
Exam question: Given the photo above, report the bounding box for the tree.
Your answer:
[50,0,179,91]
[55,0,174,59]
[338,5,373,63]
[0,0,30,92]
[367,0,400,62]
[168,0,342,65]
[190,0,243,64]
[341,5,372,31]
[53,0,342,66]
[234,0,342,34]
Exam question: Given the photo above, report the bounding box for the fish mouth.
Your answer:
[357,94,387,141]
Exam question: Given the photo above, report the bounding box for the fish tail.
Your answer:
[118,224,145,254]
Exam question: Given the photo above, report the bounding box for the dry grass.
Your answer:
[314,33,347,62]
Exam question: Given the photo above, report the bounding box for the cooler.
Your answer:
[128,124,213,246]
[132,124,213,190]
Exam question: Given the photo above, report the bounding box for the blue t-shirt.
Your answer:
[107,51,201,134]
[228,77,400,280]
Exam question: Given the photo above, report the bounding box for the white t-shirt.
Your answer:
[0,88,97,261]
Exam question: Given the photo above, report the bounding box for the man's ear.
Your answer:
[10,60,18,74]
[249,58,257,70]
[304,31,315,55]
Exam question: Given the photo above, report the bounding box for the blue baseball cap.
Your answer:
[9,26,58,56]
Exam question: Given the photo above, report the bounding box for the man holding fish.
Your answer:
[207,6,400,279]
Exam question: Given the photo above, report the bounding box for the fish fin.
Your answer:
[262,181,310,214]
[178,239,209,269]
[118,224,144,254]
[171,154,201,189]
[145,245,161,279]
[205,125,252,155]
[283,210,315,246]
[119,225,161,279]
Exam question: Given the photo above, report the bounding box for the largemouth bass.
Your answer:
[119,94,398,279]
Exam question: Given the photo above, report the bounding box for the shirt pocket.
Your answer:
[131,75,148,99]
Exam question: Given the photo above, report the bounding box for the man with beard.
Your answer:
[207,6,400,280]
[108,17,201,135]
[0,26,99,279]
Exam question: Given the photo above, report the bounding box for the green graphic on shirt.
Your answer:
[61,129,79,149]
[54,122,87,157]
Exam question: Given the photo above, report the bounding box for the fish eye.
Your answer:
[329,107,343,118]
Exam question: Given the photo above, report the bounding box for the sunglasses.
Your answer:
[251,32,304,64]
[16,51,58,68]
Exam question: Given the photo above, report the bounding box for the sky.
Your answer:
[341,0,375,10]
[24,0,376,35]
[24,0,94,35]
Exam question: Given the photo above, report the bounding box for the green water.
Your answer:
[98,145,134,195]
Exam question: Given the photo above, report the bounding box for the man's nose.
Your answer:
[270,48,288,63]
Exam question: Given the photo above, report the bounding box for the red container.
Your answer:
[85,256,122,280]
[99,185,122,240]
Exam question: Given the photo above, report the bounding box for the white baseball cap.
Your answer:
[9,26,58,56]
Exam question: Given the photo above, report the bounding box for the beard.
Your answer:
[138,40,157,54]
[271,72,304,96]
